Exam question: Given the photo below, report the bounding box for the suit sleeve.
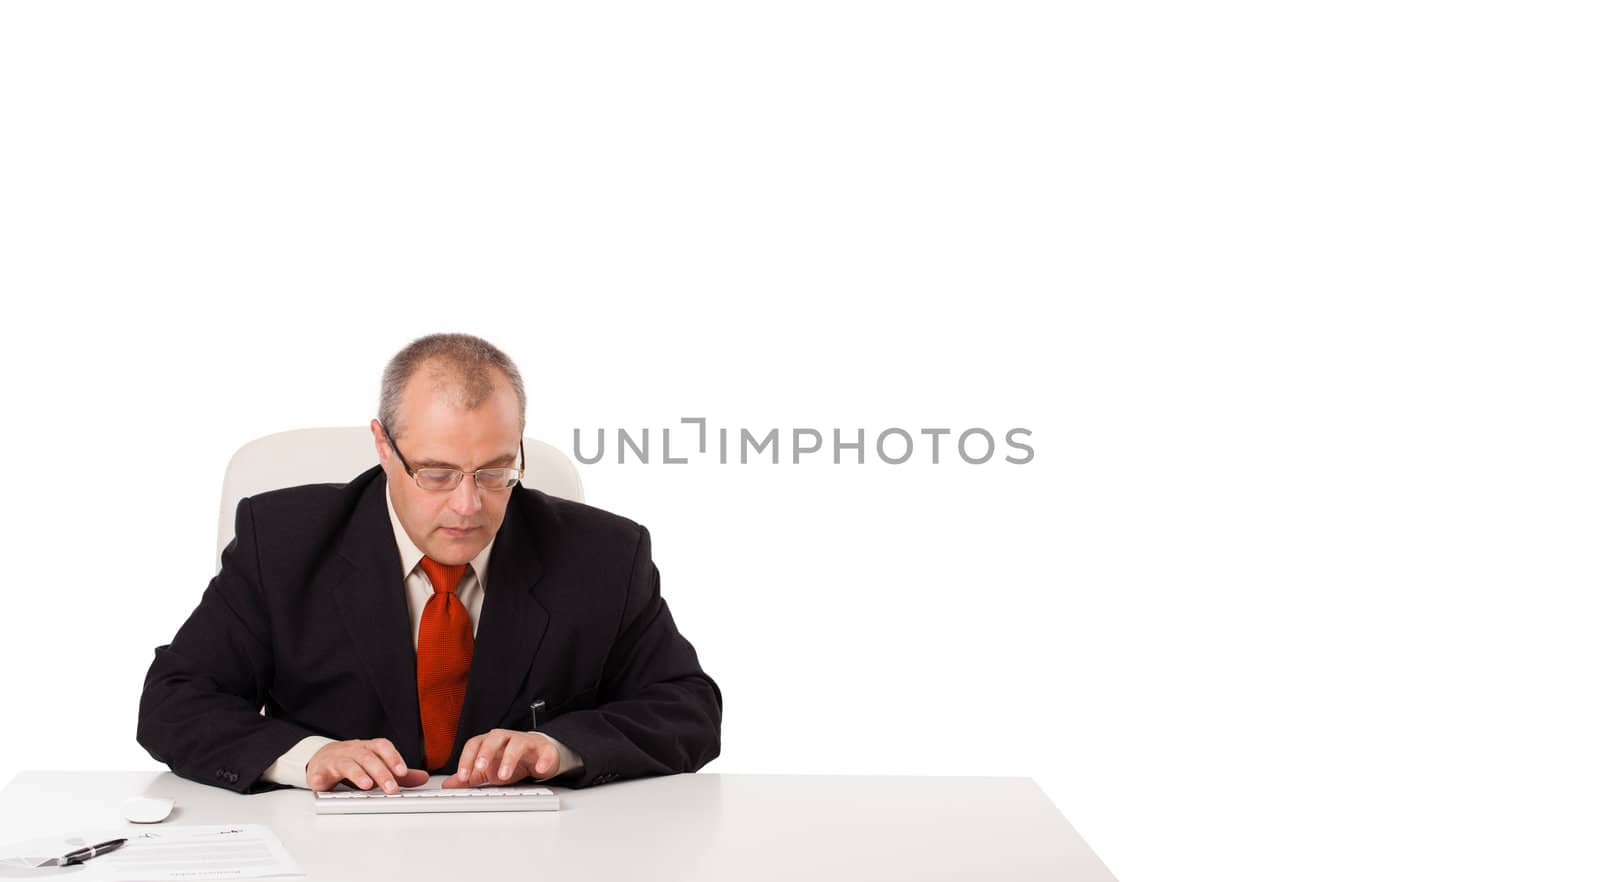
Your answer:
[538,525,722,787]
[137,497,317,793]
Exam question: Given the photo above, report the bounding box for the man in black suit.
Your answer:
[138,333,721,793]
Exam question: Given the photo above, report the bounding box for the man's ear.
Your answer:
[370,419,390,466]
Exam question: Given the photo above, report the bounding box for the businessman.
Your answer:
[138,333,722,793]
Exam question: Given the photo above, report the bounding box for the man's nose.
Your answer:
[448,475,483,516]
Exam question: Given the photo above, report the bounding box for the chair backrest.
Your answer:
[217,427,584,564]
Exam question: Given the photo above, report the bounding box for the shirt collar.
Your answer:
[386,482,495,588]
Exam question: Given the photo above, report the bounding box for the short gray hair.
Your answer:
[378,333,527,439]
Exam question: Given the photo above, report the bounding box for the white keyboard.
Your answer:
[314,785,559,814]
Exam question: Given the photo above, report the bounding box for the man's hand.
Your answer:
[306,738,430,793]
[443,729,562,788]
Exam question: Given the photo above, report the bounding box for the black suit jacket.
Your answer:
[137,465,722,793]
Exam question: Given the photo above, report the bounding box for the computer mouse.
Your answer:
[123,797,175,824]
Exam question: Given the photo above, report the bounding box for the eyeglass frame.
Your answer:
[379,422,526,492]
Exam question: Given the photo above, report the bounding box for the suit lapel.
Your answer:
[456,492,550,755]
[332,473,425,765]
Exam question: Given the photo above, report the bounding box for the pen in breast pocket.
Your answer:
[529,699,546,730]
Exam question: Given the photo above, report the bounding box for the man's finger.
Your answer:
[443,758,497,789]
[472,730,512,780]
[341,759,374,790]
[354,750,399,794]
[498,738,531,783]
[455,734,485,783]
[530,738,557,779]
[307,767,331,791]
[395,769,430,788]
[368,739,408,776]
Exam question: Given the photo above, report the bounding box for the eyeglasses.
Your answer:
[380,423,525,492]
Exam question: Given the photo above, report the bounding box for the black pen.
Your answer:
[58,837,127,866]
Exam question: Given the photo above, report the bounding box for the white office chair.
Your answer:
[217,427,584,564]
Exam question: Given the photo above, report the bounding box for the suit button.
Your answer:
[215,770,225,780]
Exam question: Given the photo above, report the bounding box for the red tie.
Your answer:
[416,556,473,771]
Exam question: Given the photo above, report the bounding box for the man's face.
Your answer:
[371,367,522,566]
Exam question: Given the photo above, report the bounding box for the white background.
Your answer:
[1,3,1596,880]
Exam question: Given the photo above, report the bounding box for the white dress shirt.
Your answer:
[260,485,583,788]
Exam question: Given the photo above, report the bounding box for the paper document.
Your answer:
[0,825,303,881]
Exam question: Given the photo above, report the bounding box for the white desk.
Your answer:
[0,771,1115,881]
